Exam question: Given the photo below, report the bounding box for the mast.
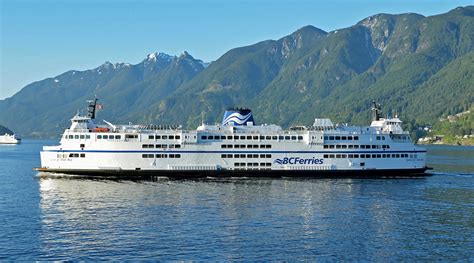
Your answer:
[86,98,98,119]
[371,100,382,121]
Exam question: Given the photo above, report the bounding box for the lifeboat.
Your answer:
[94,127,110,132]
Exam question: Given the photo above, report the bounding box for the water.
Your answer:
[0,141,473,260]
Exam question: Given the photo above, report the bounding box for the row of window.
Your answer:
[58,153,86,158]
[324,135,360,141]
[142,154,182,158]
[222,154,272,159]
[323,144,390,149]
[221,144,272,149]
[323,153,414,159]
[142,144,181,149]
[148,135,181,140]
[97,134,121,140]
[201,135,304,141]
[235,162,272,167]
[66,134,91,140]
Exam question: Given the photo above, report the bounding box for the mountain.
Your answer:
[0,125,13,135]
[0,52,205,137]
[1,6,473,138]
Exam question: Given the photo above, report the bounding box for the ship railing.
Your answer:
[282,166,332,170]
[168,165,217,171]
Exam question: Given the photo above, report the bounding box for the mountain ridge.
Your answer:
[1,6,473,138]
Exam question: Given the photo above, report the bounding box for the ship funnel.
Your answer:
[222,108,255,126]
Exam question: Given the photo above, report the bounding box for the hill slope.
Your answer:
[0,6,473,138]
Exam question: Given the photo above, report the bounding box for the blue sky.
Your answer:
[1,0,472,99]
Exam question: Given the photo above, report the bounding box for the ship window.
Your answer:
[298,136,303,140]
[227,136,233,140]
[335,136,340,140]
[329,136,334,140]
[396,154,400,158]
[376,136,380,140]
[162,135,168,139]
[354,136,359,140]
[97,135,102,139]
[253,145,258,148]
[366,155,371,159]
[208,136,214,140]
[266,136,272,140]
[85,135,90,139]
[291,136,296,140]
[354,154,359,158]
[377,154,381,158]
[169,135,174,140]
[324,154,329,158]
[115,135,120,139]
[240,136,246,140]
[329,145,335,149]
[169,144,175,148]
[246,136,252,140]
[329,154,335,158]
[234,145,240,149]
[79,135,84,139]
[222,145,227,149]
[342,145,347,149]
[354,145,359,149]
[103,135,108,139]
[336,145,341,149]
[371,145,376,149]
[324,145,329,149]
[201,136,207,140]
[285,136,290,140]
[324,136,328,140]
[74,135,79,139]
[253,136,258,140]
[341,136,347,140]
[156,135,161,139]
[149,135,155,140]
[272,136,277,140]
[347,136,352,140]
[348,145,353,149]
[341,154,347,158]
[360,145,365,149]
[259,145,265,148]
[336,154,341,158]
[360,162,365,167]
[348,154,353,158]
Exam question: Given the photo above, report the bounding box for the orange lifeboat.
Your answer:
[94,127,110,132]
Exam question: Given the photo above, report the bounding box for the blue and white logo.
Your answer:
[274,157,324,165]
[222,109,255,126]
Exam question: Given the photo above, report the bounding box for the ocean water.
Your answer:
[0,140,473,260]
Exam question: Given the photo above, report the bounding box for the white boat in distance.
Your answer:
[36,99,430,177]
[0,133,21,144]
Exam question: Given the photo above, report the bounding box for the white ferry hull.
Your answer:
[37,99,431,178]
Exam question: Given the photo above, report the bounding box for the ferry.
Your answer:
[0,133,21,144]
[36,99,430,177]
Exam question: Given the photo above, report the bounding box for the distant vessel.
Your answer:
[36,99,429,177]
[0,133,21,144]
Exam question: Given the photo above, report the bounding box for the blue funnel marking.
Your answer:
[222,108,255,126]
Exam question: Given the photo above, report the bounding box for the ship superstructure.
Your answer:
[37,99,429,177]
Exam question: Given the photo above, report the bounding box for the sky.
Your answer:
[1,0,472,99]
